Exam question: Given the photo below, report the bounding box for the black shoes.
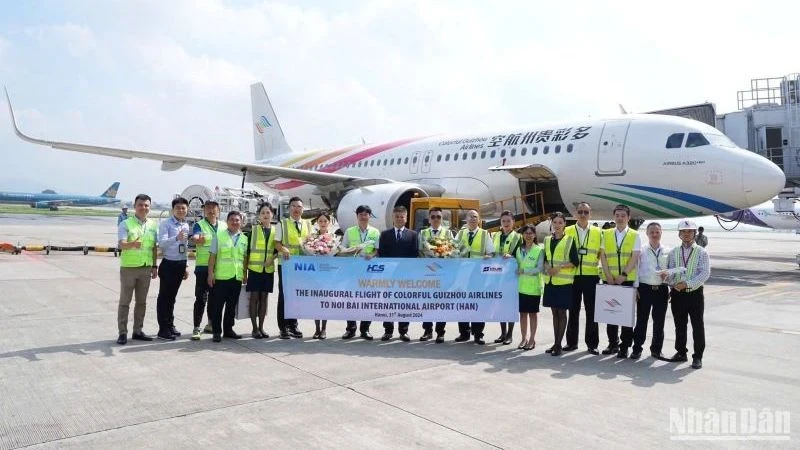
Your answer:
[545,346,554,354]
[691,358,703,369]
[551,347,562,356]
[587,348,599,355]
[381,333,392,341]
[171,327,181,337]
[399,334,411,342]
[223,332,242,339]
[157,330,176,341]
[454,334,470,342]
[419,332,433,342]
[630,349,642,360]
[435,335,445,343]
[288,328,303,338]
[474,337,485,345]
[670,352,688,362]
[651,351,664,359]
[601,345,619,355]
[361,332,374,340]
[616,348,629,359]
[342,330,356,339]
[503,336,513,345]
[116,334,127,345]
[494,335,505,344]
[212,334,222,343]
[131,332,153,341]
[562,345,578,352]
[279,330,291,339]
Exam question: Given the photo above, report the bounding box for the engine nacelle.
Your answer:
[336,183,429,231]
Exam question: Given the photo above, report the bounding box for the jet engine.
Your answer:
[336,183,429,231]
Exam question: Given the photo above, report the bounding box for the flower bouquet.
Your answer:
[301,232,340,256]
[423,236,460,258]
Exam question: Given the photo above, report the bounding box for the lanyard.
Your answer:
[649,245,662,270]
[681,246,694,268]
[359,228,369,243]
[615,230,626,274]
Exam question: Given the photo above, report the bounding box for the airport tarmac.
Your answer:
[0,214,797,449]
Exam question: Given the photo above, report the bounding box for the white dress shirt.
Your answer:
[638,242,670,285]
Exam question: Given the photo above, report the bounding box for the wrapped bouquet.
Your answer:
[423,236,460,258]
[301,232,340,256]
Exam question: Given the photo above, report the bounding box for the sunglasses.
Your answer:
[577,210,590,215]
[430,215,442,219]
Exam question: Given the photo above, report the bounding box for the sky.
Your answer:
[1,0,799,203]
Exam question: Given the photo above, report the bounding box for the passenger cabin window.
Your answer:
[666,133,684,148]
[686,133,710,148]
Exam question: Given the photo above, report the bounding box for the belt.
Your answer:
[640,283,667,291]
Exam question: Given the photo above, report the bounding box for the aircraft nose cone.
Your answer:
[742,155,785,206]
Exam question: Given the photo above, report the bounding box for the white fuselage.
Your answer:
[257,114,784,219]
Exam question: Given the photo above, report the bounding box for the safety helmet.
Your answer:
[677,219,698,231]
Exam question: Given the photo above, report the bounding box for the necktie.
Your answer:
[468,231,475,245]
[396,229,402,240]
[432,229,439,235]
[295,221,301,233]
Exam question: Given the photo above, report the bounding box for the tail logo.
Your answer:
[254,115,272,134]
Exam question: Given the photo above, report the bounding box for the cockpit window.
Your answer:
[706,133,737,148]
[686,133,710,148]
[666,133,684,148]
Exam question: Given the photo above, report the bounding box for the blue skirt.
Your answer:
[245,270,274,293]
[542,284,572,309]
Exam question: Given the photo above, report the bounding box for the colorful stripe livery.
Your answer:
[582,183,739,217]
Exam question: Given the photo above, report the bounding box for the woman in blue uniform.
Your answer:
[542,212,579,356]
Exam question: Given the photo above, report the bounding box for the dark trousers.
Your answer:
[671,287,705,359]
[277,266,298,331]
[633,284,669,353]
[383,322,409,335]
[156,259,187,332]
[458,322,485,338]
[193,270,212,327]
[606,280,635,348]
[566,275,600,349]
[210,278,241,335]
[346,321,371,333]
[423,322,446,336]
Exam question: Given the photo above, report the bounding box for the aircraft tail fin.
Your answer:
[101,182,120,198]
[251,83,292,161]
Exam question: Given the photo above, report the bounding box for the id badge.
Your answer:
[178,243,186,254]
[578,248,588,255]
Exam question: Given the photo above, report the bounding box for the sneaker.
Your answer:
[203,323,213,334]
[191,327,202,340]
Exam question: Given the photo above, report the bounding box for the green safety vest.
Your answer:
[602,228,638,282]
[456,227,489,258]
[277,218,312,265]
[120,217,157,268]
[247,224,276,274]
[516,244,543,295]
[195,218,227,267]
[544,235,576,285]
[419,227,454,254]
[670,244,702,288]
[565,224,602,276]
[493,230,521,257]
[345,225,380,255]
[214,230,248,281]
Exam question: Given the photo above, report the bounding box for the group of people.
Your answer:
[115,196,709,369]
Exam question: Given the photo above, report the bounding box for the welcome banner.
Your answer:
[282,256,519,321]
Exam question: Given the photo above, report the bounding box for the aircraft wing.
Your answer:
[5,89,393,189]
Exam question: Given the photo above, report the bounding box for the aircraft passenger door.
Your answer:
[410,151,421,174]
[596,120,630,176]
[421,150,433,173]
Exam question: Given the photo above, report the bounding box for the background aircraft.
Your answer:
[0,182,121,210]
[718,199,800,230]
[5,85,785,230]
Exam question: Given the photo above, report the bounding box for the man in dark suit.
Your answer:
[378,205,419,342]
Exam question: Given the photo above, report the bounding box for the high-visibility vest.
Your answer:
[120,217,157,267]
[214,230,248,281]
[602,228,638,282]
[669,244,702,287]
[493,230,521,257]
[345,225,380,255]
[516,244,543,295]
[277,217,312,265]
[565,224,602,276]
[456,227,489,258]
[195,219,227,267]
[544,235,576,285]
[247,224,276,274]
[419,227,454,254]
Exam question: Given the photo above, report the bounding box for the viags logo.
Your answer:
[294,262,316,272]
[367,264,385,273]
[481,265,504,274]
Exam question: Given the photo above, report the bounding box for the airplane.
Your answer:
[3,84,786,230]
[717,198,800,230]
[0,181,121,210]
